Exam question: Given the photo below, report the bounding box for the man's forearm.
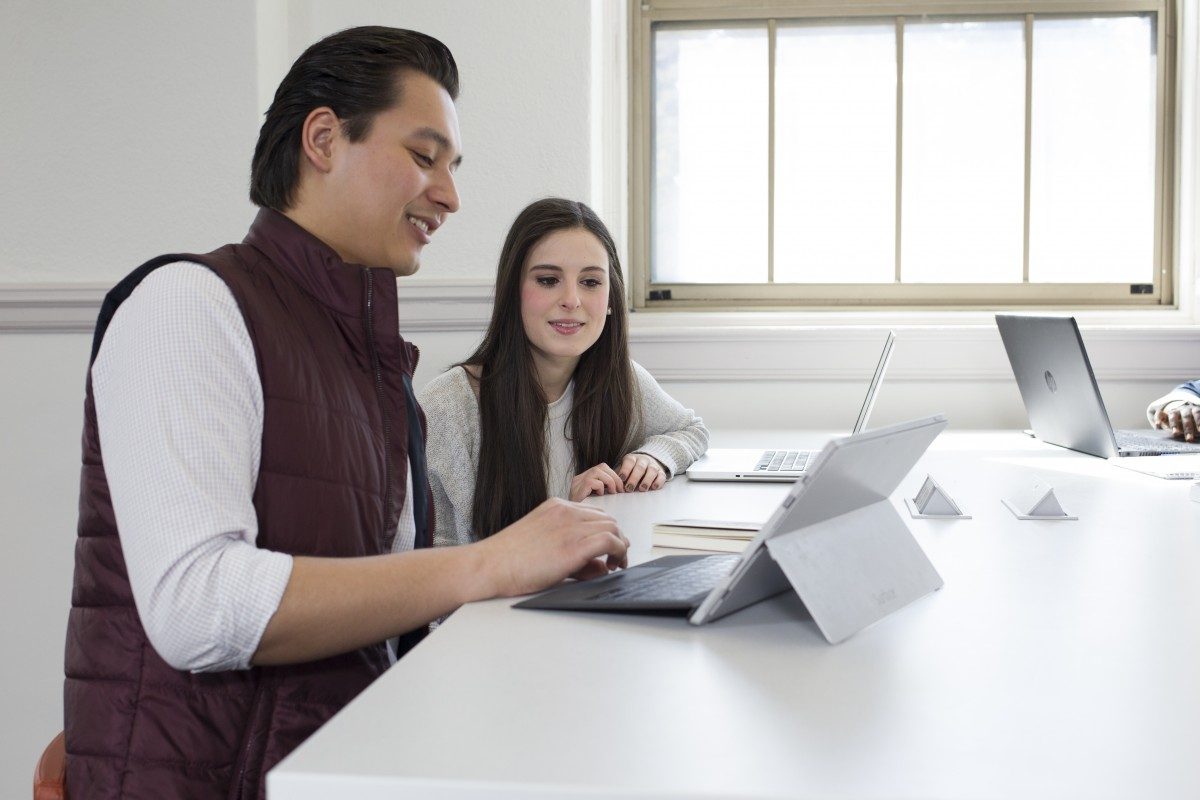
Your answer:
[252,545,492,665]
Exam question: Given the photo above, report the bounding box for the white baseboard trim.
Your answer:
[3,282,1198,384]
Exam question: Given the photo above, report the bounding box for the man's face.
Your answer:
[326,71,463,275]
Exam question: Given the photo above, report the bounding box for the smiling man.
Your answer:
[63,27,628,800]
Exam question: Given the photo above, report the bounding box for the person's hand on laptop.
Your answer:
[1152,402,1200,441]
[476,498,629,595]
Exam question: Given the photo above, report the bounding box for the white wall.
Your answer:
[0,1,1198,797]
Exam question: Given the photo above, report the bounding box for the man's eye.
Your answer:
[412,151,435,167]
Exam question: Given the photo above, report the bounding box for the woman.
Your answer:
[418,198,709,547]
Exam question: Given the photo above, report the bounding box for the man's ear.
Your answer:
[299,107,340,174]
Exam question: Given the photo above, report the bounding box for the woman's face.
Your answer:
[520,227,611,372]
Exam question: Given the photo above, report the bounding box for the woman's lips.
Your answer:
[549,320,584,335]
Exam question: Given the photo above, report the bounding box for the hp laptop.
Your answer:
[516,415,947,643]
[996,314,1200,459]
[686,331,896,482]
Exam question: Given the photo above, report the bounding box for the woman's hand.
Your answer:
[618,453,667,492]
[570,463,625,502]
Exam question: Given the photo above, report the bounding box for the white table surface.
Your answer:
[269,431,1200,799]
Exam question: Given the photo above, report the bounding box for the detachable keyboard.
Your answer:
[585,555,739,603]
[754,450,810,472]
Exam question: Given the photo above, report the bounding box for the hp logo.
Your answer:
[1044,370,1057,393]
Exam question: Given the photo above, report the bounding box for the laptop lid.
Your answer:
[852,330,896,434]
[690,414,948,640]
[995,315,1119,458]
[685,331,897,481]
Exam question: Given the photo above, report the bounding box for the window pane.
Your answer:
[774,23,896,284]
[653,26,768,283]
[901,20,1025,283]
[1028,16,1155,283]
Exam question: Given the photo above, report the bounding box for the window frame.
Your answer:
[629,0,1178,310]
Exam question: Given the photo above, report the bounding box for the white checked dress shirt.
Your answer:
[92,262,415,673]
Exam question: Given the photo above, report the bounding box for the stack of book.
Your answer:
[650,519,761,553]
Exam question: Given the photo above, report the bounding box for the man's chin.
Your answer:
[387,254,421,278]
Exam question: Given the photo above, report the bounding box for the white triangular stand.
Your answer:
[905,475,970,519]
[1002,479,1077,520]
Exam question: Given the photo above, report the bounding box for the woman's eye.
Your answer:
[582,279,603,288]
[535,276,558,287]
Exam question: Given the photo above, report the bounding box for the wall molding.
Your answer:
[0,280,498,334]
[0,284,109,333]
[4,281,1199,383]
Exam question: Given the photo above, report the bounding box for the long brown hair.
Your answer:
[464,198,637,538]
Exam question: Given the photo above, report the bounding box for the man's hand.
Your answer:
[569,463,625,501]
[618,453,667,492]
[476,498,629,597]
[1153,403,1200,442]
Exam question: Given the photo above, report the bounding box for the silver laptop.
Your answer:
[686,331,896,481]
[995,314,1200,459]
[516,415,947,643]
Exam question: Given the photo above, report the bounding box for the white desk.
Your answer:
[269,432,1200,799]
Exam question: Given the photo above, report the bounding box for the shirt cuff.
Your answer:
[197,548,294,673]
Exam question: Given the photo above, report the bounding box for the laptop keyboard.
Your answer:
[1116,431,1200,454]
[586,555,740,603]
[755,450,810,472]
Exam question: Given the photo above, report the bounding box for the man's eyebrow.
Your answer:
[412,127,464,167]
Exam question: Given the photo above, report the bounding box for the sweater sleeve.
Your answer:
[627,360,710,477]
[417,368,481,547]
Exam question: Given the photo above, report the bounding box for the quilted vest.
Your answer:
[64,208,432,799]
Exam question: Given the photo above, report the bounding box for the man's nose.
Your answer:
[430,168,460,214]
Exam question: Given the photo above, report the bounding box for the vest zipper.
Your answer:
[364,269,394,541]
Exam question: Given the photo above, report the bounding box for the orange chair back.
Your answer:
[33,731,67,800]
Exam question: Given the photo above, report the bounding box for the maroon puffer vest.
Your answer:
[64,208,433,799]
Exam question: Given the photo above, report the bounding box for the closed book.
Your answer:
[651,531,750,553]
[651,519,760,539]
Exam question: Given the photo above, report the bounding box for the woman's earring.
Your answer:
[607,308,613,315]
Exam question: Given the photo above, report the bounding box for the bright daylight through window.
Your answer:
[632,2,1174,309]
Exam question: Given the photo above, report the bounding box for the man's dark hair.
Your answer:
[250,26,459,211]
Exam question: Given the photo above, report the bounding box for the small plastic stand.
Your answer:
[905,475,970,519]
[1002,479,1077,520]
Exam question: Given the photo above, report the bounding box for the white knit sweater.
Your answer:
[417,360,710,547]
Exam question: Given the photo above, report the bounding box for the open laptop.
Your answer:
[685,331,896,482]
[995,314,1200,463]
[516,415,947,643]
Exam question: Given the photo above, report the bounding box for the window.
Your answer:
[630,1,1177,309]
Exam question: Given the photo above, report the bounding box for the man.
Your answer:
[64,27,628,799]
